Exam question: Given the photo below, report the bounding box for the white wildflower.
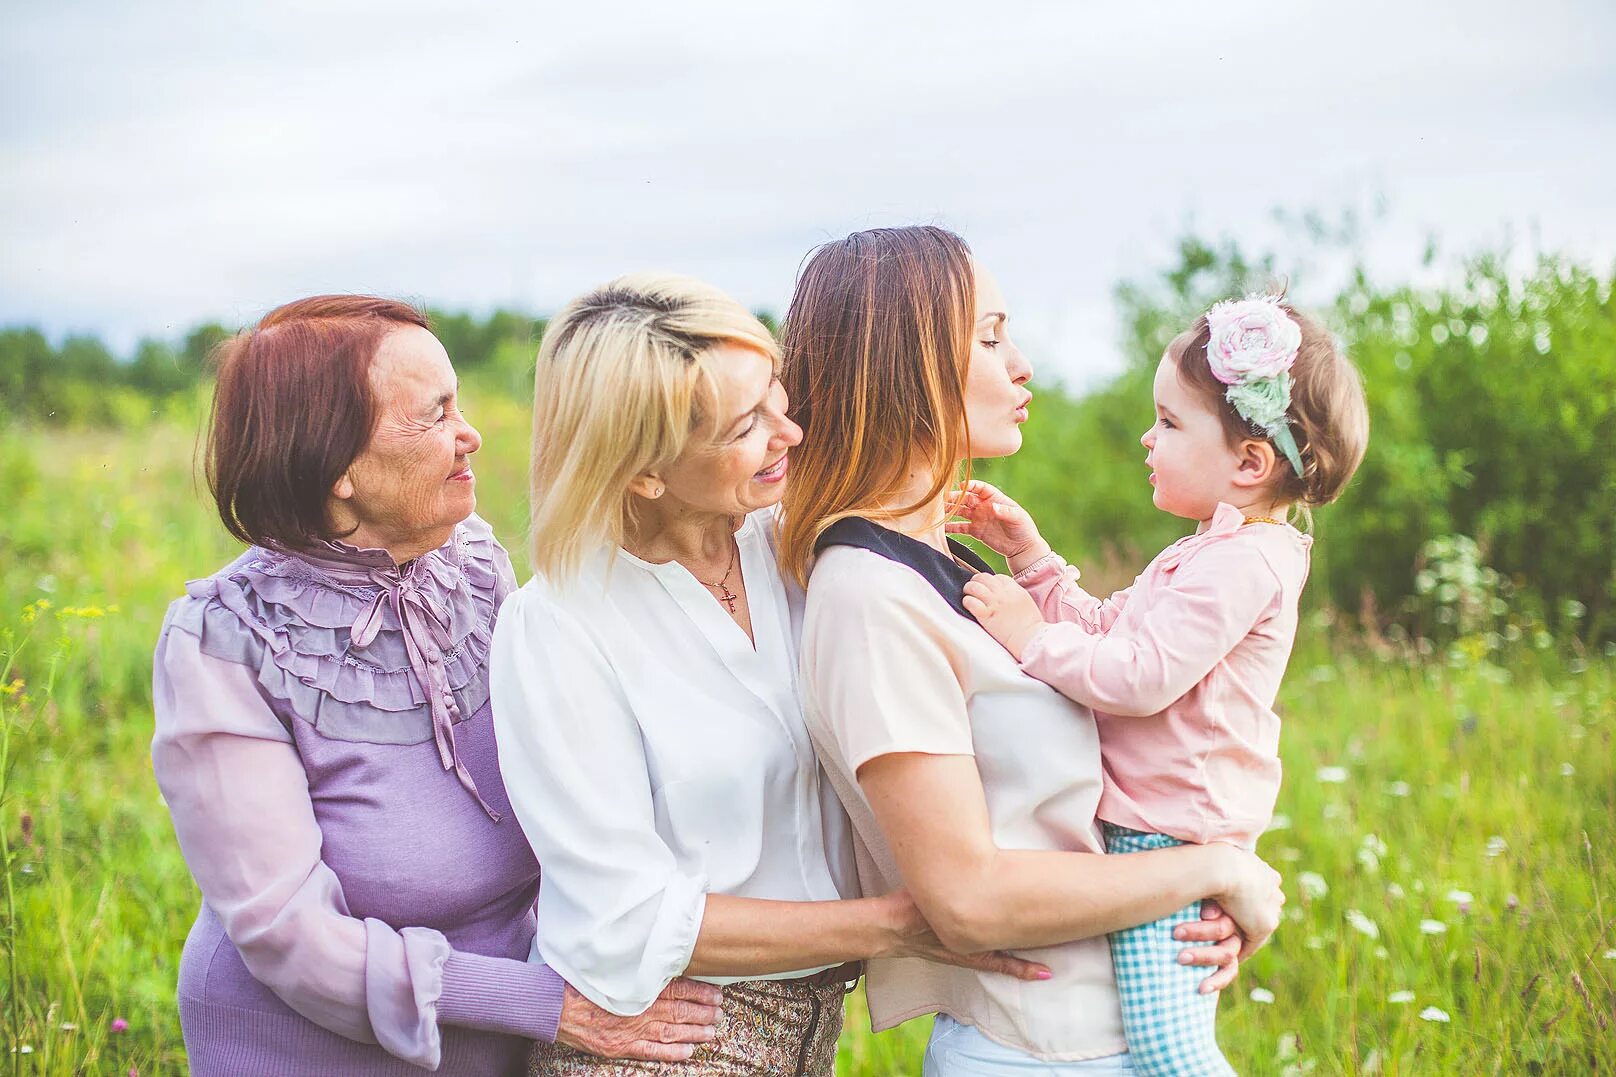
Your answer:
[1603,949,1616,960]
[1298,871,1329,900]
[1419,919,1448,935]
[1559,762,1575,777]
[1385,780,1411,797]
[1386,883,1406,900]
[1249,987,1275,1004]
[1276,1032,1300,1061]
[1445,889,1474,905]
[1345,909,1380,939]
[1419,1006,1451,1023]
[1485,836,1508,858]
[1266,814,1292,832]
[1316,765,1349,784]
[1388,990,1416,1004]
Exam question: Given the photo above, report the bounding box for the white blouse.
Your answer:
[489,510,854,1016]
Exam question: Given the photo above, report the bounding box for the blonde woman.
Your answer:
[488,274,1054,1076]
[779,227,1286,1076]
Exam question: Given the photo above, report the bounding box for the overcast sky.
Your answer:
[4,0,1613,387]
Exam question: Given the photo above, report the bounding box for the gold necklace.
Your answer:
[693,540,740,614]
[1243,515,1286,527]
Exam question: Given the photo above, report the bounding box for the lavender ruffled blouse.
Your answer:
[151,514,565,1075]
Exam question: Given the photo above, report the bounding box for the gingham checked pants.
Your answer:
[1103,825,1238,1077]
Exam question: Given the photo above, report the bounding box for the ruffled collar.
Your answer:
[1156,502,1308,574]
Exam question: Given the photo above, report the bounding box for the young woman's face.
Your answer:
[1139,352,1245,521]
[961,262,1033,460]
[658,343,802,517]
[334,325,483,557]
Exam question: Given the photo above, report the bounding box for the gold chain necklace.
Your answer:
[1243,515,1286,527]
[693,540,740,614]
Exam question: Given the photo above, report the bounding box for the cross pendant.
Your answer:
[719,586,738,613]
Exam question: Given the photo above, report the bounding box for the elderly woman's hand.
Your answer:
[556,979,722,1062]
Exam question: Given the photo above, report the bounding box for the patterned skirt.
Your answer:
[528,974,852,1077]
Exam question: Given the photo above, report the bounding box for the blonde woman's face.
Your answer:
[962,262,1033,459]
[660,344,802,516]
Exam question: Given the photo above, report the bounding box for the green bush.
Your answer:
[979,238,1616,642]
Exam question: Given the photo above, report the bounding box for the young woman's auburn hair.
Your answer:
[777,225,977,585]
[527,272,779,582]
[1168,302,1370,510]
[206,295,430,550]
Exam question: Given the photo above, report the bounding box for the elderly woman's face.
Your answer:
[334,326,483,556]
[962,261,1033,460]
[658,344,801,517]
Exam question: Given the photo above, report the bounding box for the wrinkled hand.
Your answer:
[1173,900,1243,994]
[945,481,1047,566]
[962,573,1047,659]
[555,978,722,1063]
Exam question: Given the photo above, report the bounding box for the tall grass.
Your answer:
[2,386,1611,1074]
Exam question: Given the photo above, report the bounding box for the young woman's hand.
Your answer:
[1208,848,1286,959]
[945,481,1049,567]
[880,890,1052,982]
[962,573,1047,660]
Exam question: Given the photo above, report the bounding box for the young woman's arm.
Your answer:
[857,751,1283,957]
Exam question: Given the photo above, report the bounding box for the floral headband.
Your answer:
[1204,294,1305,476]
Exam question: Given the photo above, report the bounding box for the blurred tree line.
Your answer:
[980,228,1616,644]
[3,240,1612,641]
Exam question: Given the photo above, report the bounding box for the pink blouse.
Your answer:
[1013,503,1312,848]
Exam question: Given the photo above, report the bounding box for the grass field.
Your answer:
[2,388,1612,1075]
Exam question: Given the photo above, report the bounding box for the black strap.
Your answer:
[815,517,994,622]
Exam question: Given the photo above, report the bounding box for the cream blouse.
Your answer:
[490,510,855,1017]
[799,522,1127,1062]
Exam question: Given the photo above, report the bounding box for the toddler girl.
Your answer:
[954,295,1369,1076]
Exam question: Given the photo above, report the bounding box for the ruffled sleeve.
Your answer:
[153,591,565,1069]
[1012,551,1132,635]
[490,583,708,1017]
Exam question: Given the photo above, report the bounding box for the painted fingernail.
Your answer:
[1036,969,1053,980]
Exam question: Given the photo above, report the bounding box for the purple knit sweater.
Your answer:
[152,515,565,1075]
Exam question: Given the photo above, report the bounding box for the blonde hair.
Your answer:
[777,226,976,584]
[1168,302,1370,510]
[527,273,779,581]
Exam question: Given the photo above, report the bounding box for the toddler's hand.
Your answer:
[945,481,1049,568]
[962,573,1047,660]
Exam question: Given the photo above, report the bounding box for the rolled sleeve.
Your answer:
[490,586,709,1016]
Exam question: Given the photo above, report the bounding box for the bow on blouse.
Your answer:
[351,559,502,822]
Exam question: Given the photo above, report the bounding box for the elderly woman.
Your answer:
[489,274,1058,1076]
[152,295,722,1075]
[778,226,1286,1075]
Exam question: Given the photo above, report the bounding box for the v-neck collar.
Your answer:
[617,515,795,721]
[815,517,995,622]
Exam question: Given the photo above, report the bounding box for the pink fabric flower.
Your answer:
[1205,295,1301,385]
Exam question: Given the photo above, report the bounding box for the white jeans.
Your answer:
[924,1016,1138,1076]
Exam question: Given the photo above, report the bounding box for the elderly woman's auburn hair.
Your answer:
[527,273,779,581]
[207,295,430,550]
[777,225,976,584]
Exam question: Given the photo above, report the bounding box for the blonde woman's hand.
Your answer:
[881,890,1052,982]
[944,480,1049,568]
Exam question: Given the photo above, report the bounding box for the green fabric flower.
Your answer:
[1225,371,1293,434]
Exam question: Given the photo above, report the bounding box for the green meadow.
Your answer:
[3,236,1613,1073]
[1,389,1610,1076]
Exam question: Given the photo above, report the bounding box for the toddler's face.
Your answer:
[1139,352,1245,521]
